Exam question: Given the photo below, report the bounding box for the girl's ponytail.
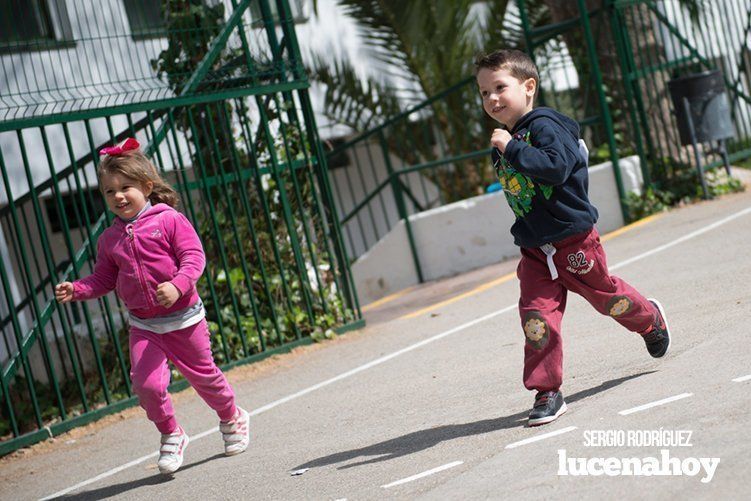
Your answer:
[148,177,180,208]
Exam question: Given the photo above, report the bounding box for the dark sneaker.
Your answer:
[528,390,567,426]
[642,298,671,358]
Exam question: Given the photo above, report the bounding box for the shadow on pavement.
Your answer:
[58,453,226,500]
[293,371,656,471]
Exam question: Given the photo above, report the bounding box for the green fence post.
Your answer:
[378,130,423,283]
[577,0,631,223]
[609,1,651,191]
[517,0,546,104]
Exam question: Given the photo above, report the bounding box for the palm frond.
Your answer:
[309,53,403,132]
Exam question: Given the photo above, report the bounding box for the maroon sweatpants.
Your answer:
[517,227,656,392]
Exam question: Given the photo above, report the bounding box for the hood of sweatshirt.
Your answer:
[511,107,581,143]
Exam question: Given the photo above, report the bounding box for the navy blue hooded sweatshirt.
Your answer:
[491,107,598,248]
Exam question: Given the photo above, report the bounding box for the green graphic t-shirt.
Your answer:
[493,131,553,218]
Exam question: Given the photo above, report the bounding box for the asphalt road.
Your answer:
[2,188,750,500]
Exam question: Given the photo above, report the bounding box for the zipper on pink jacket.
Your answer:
[126,223,154,308]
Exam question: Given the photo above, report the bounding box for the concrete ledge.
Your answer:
[353,156,643,305]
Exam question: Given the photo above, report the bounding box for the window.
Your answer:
[250,0,308,26]
[324,137,350,169]
[0,0,74,53]
[123,0,166,40]
[45,190,106,233]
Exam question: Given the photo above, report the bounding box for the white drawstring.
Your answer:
[540,243,558,280]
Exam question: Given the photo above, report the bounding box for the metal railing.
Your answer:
[612,0,751,184]
[0,0,301,123]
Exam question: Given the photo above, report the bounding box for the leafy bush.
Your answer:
[624,156,745,219]
[623,186,672,220]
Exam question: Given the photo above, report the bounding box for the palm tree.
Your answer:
[310,1,513,127]
[308,0,540,199]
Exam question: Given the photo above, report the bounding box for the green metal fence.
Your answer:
[0,0,361,456]
[325,77,496,280]
[612,0,751,186]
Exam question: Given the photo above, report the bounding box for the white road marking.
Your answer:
[504,426,578,449]
[618,393,693,415]
[381,461,464,488]
[608,205,751,272]
[40,307,515,500]
[41,205,751,499]
[732,374,751,383]
[39,452,161,500]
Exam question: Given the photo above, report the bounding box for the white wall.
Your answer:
[353,156,644,305]
[329,137,442,259]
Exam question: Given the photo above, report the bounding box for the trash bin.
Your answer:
[667,70,734,145]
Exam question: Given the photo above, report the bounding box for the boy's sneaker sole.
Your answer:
[647,298,671,358]
[528,401,567,427]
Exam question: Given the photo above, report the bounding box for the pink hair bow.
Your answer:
[99,137,140,156]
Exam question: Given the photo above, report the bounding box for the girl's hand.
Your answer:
[156,282,181,308]
[491,128,513,153]
[55,282,74,303]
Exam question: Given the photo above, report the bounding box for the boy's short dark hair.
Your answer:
[475,49,539,88]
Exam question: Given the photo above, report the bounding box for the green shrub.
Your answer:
[624,156,746,220]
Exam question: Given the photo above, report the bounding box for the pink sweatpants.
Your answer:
[129,319,237,434]
[517,227,656,392]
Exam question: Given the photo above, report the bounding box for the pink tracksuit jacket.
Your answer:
[72,203,204,316]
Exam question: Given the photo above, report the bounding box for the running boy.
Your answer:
[475,49,671,426]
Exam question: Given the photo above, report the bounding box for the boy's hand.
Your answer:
[55,282,74,303]
[491,128,513,153]
[156,282,181,308]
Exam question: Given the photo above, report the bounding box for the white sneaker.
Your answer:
[220,407,250,456]
[157,427,189,475]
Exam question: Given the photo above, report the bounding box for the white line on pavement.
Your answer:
[504,426,578,449]
[40,307,516,500]
[41,204,751,499]
[40,452,161,501]
[381,461,464,488]
[248,305,518,417]
[608,205,751,272]
[618,393,693,416]
[732,374,751,383]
